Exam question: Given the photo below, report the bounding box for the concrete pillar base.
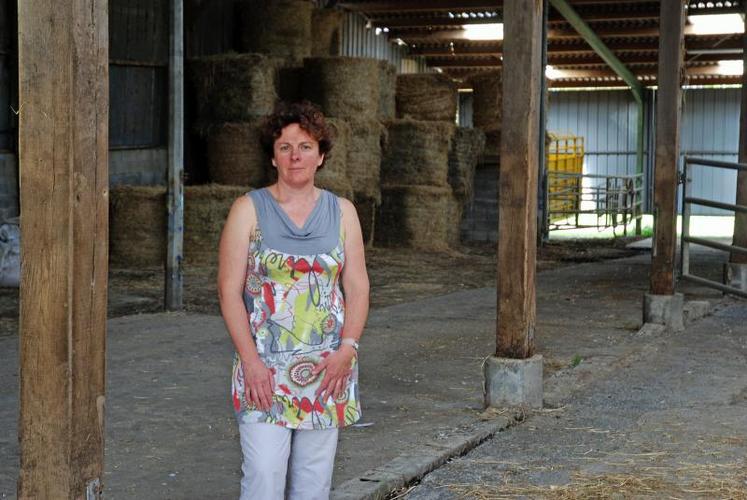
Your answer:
[643,293,684,331]
[483,354,543,409]
[724,263,747,292]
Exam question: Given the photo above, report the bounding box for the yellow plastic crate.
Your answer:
[547,134,584,220]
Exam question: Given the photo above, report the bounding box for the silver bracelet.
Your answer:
[340,337,359,351]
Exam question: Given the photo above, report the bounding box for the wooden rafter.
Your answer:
[340,0,745,86]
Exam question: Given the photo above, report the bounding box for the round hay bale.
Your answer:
[315,118,352,198]
[468,70,502,130]
[381,119,456,188]
[109,186,166,268]
[375,185,452,250]
[188,53,277,123]
[347,117,385,202]
[353,193,377,246]
[449,127,486,202]
[205,121,268,186]
[237,0,312,62]
[377,60,397,121]
[312,8,343,57]
[302,57,380,120]
[396,74,457,122]
[316,177,353,200]
[184,184,251,267]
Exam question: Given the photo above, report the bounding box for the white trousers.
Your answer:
[239,422,339,500]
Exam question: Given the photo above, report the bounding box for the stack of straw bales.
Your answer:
[109,185,249,268]
[301,56,384,244]
[378,74,461,250]
[378,120,457,250]
[446,128,486,246]
[188,53,278,186]
[468,70,502,157]
[449,128,487,203]
[189,53,278,123]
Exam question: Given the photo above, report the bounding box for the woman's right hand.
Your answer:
[241,359,275,412]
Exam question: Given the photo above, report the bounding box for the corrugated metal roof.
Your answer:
[337,0,745,87]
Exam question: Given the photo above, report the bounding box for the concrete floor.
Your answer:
[0,246,741,499]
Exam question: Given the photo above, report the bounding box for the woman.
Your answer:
[218,101,369,500]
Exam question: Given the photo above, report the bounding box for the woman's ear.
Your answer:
[317,154,325,167]
[271,158,277,167]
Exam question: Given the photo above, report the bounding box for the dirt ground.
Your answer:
[0,238,641,338]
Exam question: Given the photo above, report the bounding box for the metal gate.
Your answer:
[679,156,747,298]
[546,171,644,234]
[545,134,644,234]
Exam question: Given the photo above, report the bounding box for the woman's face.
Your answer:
[272,123,324,187]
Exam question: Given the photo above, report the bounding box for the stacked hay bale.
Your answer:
[467,71,502,157]
[188,53,278,186]
[377,73,460,250]
[109,185,249,268]
[378,119,457,250]
[377,60,397,121]
[311,8,343,57]
[202,121,266,186]
[395,73,457,122]
[237,0,313,62]
[109,186,167,267]
[315,118,354,199]
[301,56,383,244]
[446,128,486,246]
[184,185,250,266]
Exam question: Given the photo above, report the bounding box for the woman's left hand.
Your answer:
[312,345,356,402]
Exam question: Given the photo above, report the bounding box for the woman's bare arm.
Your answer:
[217,195,274,411]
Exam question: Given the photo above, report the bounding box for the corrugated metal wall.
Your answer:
[547,89,644,180]
[109,0,170,186]
[340,11,427,74]
[547,87,740,215]
[680,87,739,215]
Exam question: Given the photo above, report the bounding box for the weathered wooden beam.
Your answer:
[732,4,747,264]
[166,0,184,310]
[650,0,686,296]
[18,0,108,498]
[496,0,542,359]
[408,36,742,57]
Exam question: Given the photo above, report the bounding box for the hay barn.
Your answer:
[1,0,747,498]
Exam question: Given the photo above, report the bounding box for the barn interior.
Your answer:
[1,0,747,498]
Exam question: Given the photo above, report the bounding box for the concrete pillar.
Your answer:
[643,293,685,331]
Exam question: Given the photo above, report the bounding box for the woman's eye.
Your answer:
[300,144,312,151]
[278,145,291,153]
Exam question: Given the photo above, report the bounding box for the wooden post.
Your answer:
[649,0,685,296]
[165,0,184,310]
[17,0,108,498]
[497,0,543,359]
[731,4,747,263]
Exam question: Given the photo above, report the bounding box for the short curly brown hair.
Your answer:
[259,101,333,169]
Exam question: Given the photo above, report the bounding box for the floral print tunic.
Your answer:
[232,189,361,430]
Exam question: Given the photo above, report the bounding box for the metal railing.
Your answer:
[547,172,644,235]
[680,156,747,298]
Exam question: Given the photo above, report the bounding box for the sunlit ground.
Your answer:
[548,214,736,240]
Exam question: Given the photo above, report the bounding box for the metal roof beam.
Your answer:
[338,1,501,12]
